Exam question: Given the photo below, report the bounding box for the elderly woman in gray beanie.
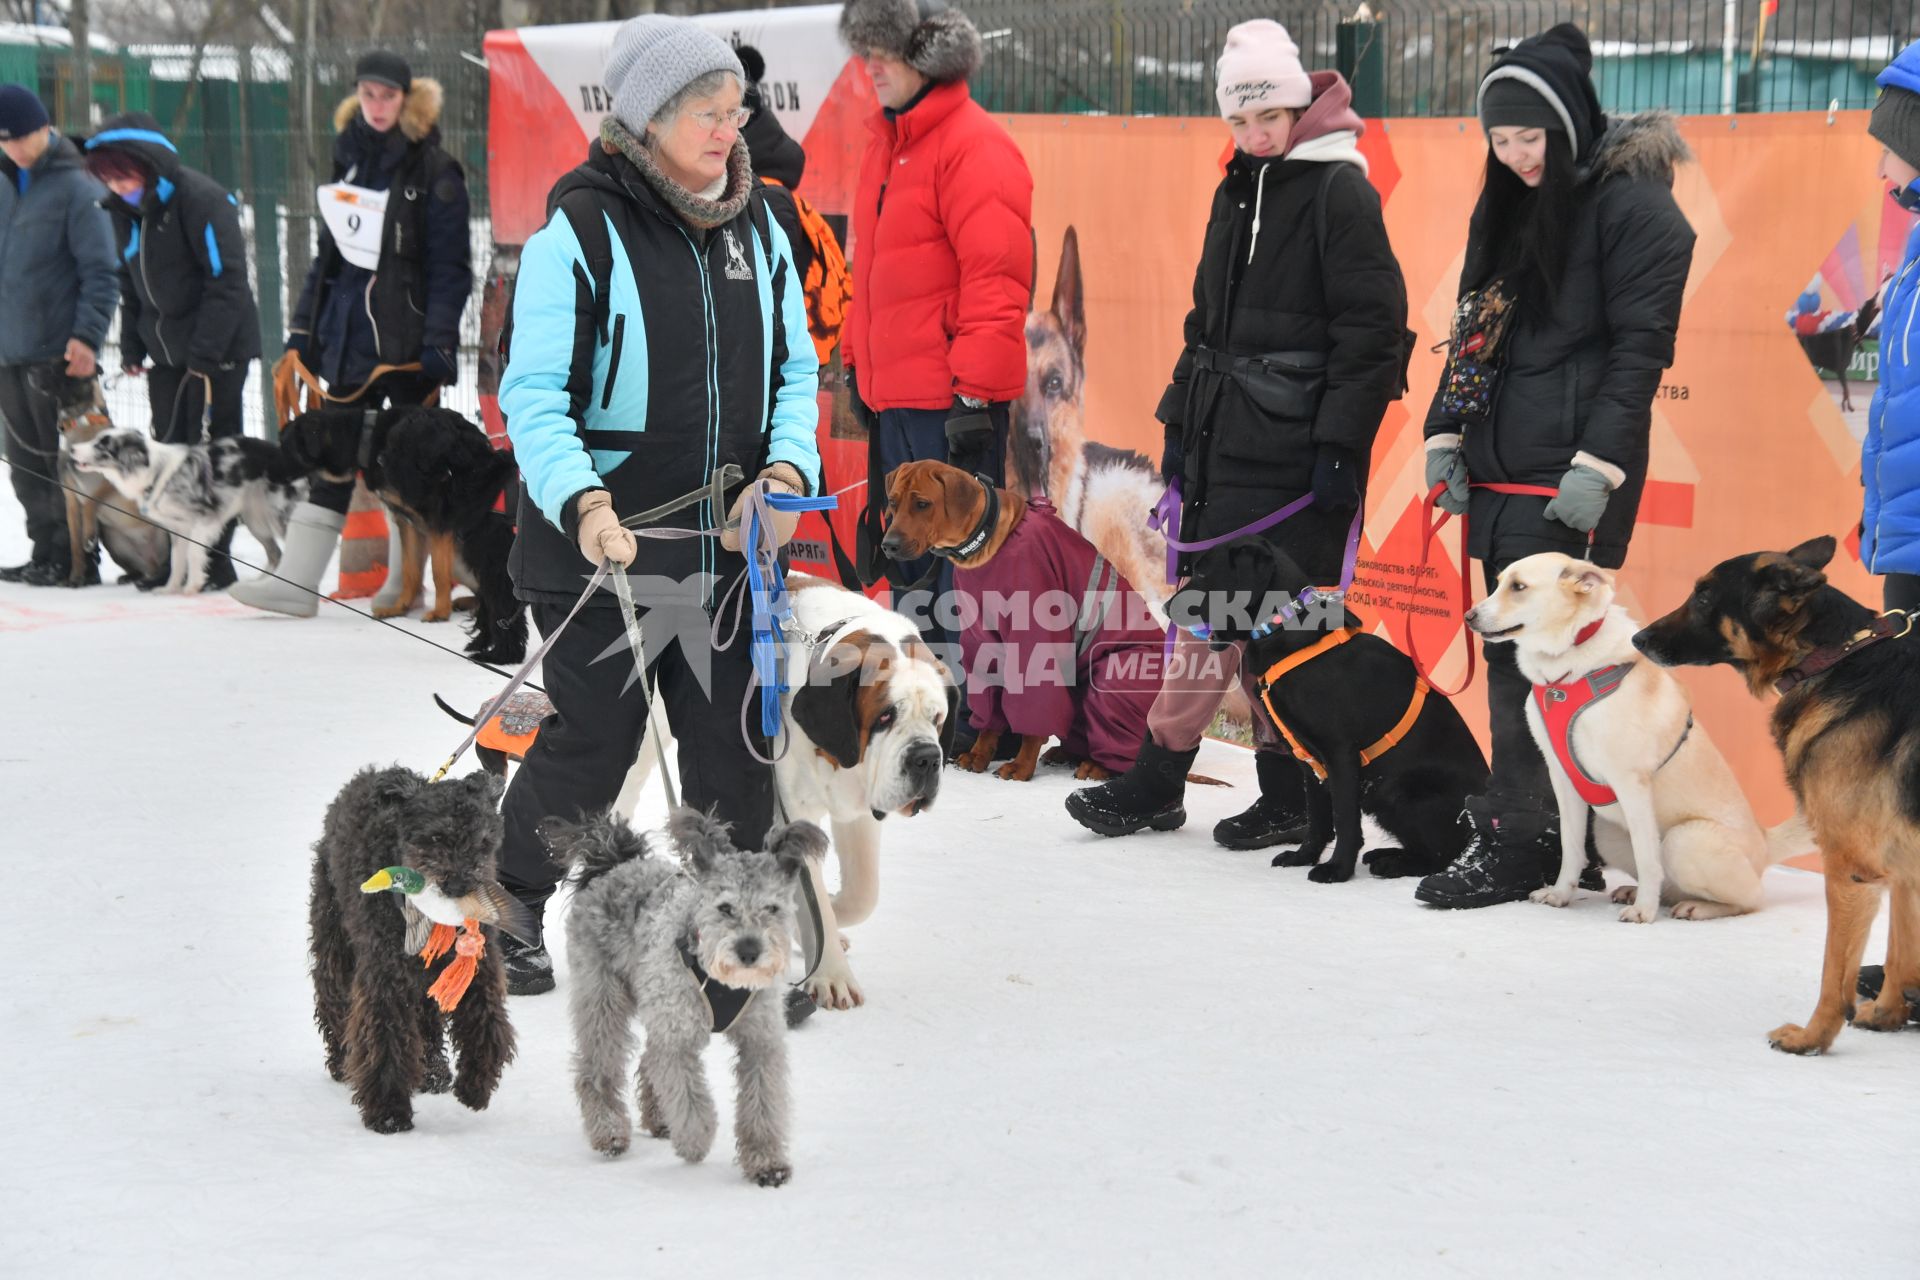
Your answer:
[493,15,821,995]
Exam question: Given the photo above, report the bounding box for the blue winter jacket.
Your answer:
[0,132,118,365]
[500,139,820,607]
[1865,218,1920,573]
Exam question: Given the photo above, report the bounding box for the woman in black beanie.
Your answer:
[1414,24,1696,909]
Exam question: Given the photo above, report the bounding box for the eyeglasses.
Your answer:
[687,107,751,132]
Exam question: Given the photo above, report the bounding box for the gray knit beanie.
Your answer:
[604,15,746,132]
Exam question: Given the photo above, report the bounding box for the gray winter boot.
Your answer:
[228,501,344,618]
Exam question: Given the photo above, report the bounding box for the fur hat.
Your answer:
[1477,23,1605,163]
[1215,20,1313,118]
[838,0,982,84]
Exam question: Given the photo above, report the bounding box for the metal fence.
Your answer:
[12,2,1920,437]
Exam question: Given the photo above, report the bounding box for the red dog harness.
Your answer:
[1529,619,1689,807]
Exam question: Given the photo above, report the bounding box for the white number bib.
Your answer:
[317,182,389,270]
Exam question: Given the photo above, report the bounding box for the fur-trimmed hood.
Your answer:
[332,76,444,142]
[839,0,982,84]
[1588,109,1690,187]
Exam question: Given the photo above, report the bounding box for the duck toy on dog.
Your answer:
[361,866,537,1013]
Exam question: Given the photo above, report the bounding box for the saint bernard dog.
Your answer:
[617,573,956,1011]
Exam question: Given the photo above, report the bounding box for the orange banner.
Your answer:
[1004,110,1903,821]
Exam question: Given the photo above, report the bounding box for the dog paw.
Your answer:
[1529,886,1574,908]
[370,603,409,620]
[453,1074,495,1111]
[748,1163,792,1188]
[672,1127,715,1165]
[1852,996,1913,1033]
[1272,843,1322,868]
[1307,861,1354,884]
[995,759,1036,782]
[954,747,993,773]
[422,608,451,624]
[1767,1022,1831,1055]
[1074,761,1112,781]
[362,1110,414,1134]
[1039,746,1073,767]
[1617,899,1659,924]
[1610,885,1638,905]
[804,965,865,1011]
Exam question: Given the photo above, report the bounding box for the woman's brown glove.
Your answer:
[575,490,637,566]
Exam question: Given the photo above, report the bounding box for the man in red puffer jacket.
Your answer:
[840,0,1033,679]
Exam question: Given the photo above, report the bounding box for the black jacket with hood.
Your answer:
[1425,111,1695,569]
[1155,73,1409,582]
[290,80,471,390]
[87,114,260,370]
[741,82,815,290]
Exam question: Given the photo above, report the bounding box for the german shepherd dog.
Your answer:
[1634,535,1920,1053]
[34,370,170,588]
[1011,227,1171,619]
[279,405,526,664]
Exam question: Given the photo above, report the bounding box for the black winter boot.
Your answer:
[1414,798,1602,909]
[1064,735,1197,837]
[499,932,555,996]
[1213,750,1308,850]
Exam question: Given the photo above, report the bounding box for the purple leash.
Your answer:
[1149,478,1365,652]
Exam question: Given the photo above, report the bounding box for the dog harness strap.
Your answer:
[1531,662,1633,807]
[1360,678,1429,765]
[1256,628,1423,780]
[678,937,754,1033]
[356,408,379,472]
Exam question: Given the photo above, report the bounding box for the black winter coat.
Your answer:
[1425,112,1695,569]
[291,82,470,390]
[90,115,260,370]
[1157,153,1408,581]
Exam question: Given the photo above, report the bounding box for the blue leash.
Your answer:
[743,487,839,740]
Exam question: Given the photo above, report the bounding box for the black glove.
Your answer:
[1311,444,1360,512]
[283,332,310,362]
[945,397,995,473]
[421,345,458,386]
[1160,429,1184,482]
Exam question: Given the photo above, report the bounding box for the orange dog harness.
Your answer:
[1255,628,1429,781]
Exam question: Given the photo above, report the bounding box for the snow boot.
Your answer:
[499,932,556,997]
[1064,734,1197,837]
[1414,798,1603,909]
[1214,749,1308,850]
[228,501,344,618]
[1855,965,1920,1023]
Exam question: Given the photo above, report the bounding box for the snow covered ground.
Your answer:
[2,482,1916,1278]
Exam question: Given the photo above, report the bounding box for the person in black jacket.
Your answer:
[737,44,815,289]
[494,16,820,995]
[1066,20,1408,840]
[85,116,261,588]
[1413,24,1696,909]
[231,50,473,618]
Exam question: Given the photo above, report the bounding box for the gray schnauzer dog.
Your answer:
[545,806,825,1185]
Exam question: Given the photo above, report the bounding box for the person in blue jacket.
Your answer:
[0,84,118,587]
[1865,39,1920,612]
[491,16,821,995]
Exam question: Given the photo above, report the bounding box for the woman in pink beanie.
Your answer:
[1066,21,1411,847]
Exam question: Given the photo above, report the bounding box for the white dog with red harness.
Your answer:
[1466,553,1806,921]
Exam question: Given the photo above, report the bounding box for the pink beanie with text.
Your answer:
[1215,20,1313,118]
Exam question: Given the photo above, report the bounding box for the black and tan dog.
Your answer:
[1635,534,1920,1054]
[1173,538,1489,882]
[35,370,170,588]
[279,404,526,663]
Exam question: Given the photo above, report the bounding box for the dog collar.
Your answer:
[1572,617,1604,647]
[1248,587,1345,640]
[677,935,754,1033]
[929,473,999,562]
[1775,610,1913,695]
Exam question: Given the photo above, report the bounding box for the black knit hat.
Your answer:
[1871,85,1920,173]
[1477,23,1605,162]
[353,50,412,94]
